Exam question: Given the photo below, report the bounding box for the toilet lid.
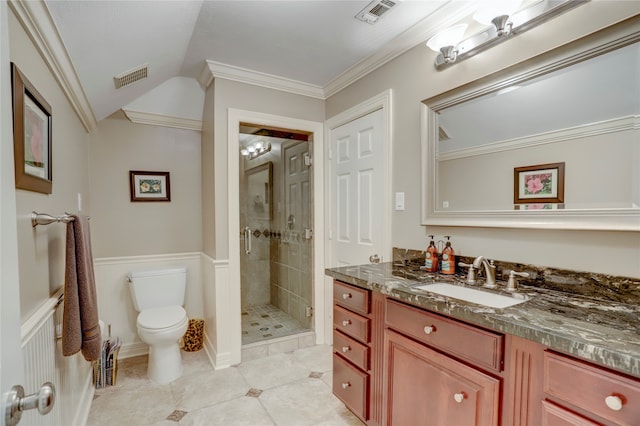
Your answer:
[138,306,187,330]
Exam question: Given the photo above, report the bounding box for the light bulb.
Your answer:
[426,24,468,53]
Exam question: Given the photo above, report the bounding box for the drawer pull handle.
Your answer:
[342,293,352,300]
[605,395,623,411]
[423,325,435,335]
[342,346,351,353]
[453,392,465,403]
[341,382,351,390]
[342,320,352,327]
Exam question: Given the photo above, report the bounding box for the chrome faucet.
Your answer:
[472,256,497,288]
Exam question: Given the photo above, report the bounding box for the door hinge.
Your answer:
[305,306,313,317]
[304,152,313,167]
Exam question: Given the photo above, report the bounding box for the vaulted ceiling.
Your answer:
[43,0,475,123]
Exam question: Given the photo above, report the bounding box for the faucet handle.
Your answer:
[458,262,476,285]
[506,270,530,292]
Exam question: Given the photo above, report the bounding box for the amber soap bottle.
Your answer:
[441,236,456,275]
[424,235,439,272]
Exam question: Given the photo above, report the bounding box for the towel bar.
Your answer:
[30,212,89,228]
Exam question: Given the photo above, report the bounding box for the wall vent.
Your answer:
[114,63,148,89]
[355,0,399,24]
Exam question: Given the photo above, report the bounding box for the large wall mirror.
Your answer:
[421,19,639,231]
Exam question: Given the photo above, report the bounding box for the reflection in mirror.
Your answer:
[421,21,640,230]
[245,162,273,221]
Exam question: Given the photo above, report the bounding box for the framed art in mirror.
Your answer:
[514,162,565,205]
[11,63,52,194]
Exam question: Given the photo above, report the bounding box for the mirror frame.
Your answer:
[421,19,640,231]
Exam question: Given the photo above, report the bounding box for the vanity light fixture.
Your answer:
[425,24,468,64]
[426,0,589,69]
[240,139,272,160]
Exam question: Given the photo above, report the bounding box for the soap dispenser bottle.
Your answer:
[441,236,456,275]
[424,235,439,272]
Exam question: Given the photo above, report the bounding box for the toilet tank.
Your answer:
[128,267,186,312]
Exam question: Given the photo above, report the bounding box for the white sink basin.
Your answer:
[413,283,528,309]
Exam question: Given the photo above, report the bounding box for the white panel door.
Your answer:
[330,109,384,267]
[284,141,312,238]
[1,1,26,422]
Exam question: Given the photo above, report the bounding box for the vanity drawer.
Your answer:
[334,280,370,315]
[541,400,599,426]
[333,330,369,371]
[334,305,370,344]
[385,299,503,372]
[544,351,640,426]
[333,353,369,422]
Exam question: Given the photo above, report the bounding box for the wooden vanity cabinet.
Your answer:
[383,299,502,426]
[332,280,384,426]
[543,351,640,426]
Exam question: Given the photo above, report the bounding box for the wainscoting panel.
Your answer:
[21,291,93,426]
[93,252,202,359]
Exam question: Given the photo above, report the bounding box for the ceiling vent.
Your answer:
[114,64,148,89]
[355,0,400,24]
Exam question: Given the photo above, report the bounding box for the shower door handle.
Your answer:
[243,226,252,255]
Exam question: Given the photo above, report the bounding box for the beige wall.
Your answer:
[203,78,324,259]
[88,112,202,258]
[326,3,640,278]
[9,9,91,321]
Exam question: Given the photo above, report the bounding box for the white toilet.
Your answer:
[128,267,189,384]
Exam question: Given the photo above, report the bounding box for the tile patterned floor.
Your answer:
[87,344,364,426]
[241,304,309,345]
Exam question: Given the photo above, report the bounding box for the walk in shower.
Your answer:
[239,124,313,346]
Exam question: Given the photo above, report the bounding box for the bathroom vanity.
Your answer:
[327,262,640,426]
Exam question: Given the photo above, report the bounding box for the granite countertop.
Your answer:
[326,262,640,377]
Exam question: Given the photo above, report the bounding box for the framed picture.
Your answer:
[11,63,53,194]
[514,162,565,204]
[130,171,171,202]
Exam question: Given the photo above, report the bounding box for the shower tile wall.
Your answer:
[270,236,312,329]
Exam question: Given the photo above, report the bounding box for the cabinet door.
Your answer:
[384,329,500,426]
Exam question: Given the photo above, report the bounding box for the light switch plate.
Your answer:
[395,192,405,211]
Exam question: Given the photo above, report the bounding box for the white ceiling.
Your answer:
[44,0,465,122]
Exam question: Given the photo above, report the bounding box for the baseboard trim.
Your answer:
[118,341,148,359]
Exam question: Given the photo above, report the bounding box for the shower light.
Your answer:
[240,140,272,160]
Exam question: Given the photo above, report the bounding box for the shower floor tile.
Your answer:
[242,304,309,345]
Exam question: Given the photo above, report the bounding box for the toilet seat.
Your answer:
[137,305,187,332]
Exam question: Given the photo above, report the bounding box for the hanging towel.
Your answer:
[62,214,101,361]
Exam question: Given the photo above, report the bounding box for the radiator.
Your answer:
[20,293,63,426]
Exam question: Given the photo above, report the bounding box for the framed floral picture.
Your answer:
[129,171,171,202]
[514,162,565,204]
[11,63,53,194]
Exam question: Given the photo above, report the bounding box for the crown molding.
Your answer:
[323,1,478,98]
[200,60,325,99]
[438,115,639,161]
[122,109,203,132]
[8,0,97,132]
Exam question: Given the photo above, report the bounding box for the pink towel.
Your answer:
[62,214,101,361]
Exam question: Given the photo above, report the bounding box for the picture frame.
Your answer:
[129,171,171,202]
[514,162,565,204]
[11,63,53,194]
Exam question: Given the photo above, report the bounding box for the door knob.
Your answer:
[3,382,55,426]
[369,254,380,263]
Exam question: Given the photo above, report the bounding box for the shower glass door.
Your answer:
[239,125,313,345]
